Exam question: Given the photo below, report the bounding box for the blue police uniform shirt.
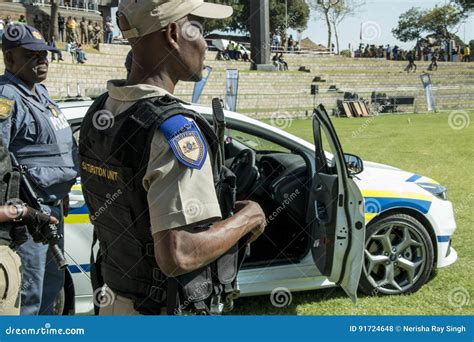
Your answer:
[0,70,78,203]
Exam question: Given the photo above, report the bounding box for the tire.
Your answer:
[359,213,434,296]
[53,287,66,315]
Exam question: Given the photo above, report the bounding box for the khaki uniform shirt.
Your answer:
[105,80,222,235]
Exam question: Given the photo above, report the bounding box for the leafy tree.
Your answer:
[454,0,474,13]
[204,0,310,35]
[392,7,425,42]
[393,4,466,43]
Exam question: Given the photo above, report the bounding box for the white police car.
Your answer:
[59,100,457,315]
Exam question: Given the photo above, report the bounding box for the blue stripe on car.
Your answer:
[69,204,89,215]
[364,197,432,214]
[68,264,91,273]
[406,174,423,182]
[437,235,450,243]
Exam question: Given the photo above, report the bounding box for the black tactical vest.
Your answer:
[79,94,243,315]
[0,141,21,245]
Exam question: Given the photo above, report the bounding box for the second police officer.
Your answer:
[79,0,267,315]
[0,24,79,315]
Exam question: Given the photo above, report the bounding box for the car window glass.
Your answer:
[226,129,290,153]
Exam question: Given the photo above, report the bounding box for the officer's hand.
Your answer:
[22,206,58,243]
[235,201,267,243]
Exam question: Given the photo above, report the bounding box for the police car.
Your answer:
[59,100,457,315]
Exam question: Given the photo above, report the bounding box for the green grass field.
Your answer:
[232,110,474,315]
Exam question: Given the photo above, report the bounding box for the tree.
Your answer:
[204,0,310,35]
[393,4,466,43]
[392,7,425,42]
[310,0,336,51]
[50,0,59,42]
[421,4,466,39]
[454,0,474,13]
[328,0,364,54]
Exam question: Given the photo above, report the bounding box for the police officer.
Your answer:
[0,24,79,315]
[0,140,59,315]
[79,0,266,315]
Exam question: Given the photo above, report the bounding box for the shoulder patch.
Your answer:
[0,97,14,120]
[159,115,207,170]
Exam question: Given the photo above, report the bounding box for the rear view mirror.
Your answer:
[344,154,364,176]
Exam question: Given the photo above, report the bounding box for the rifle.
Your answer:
[9,153,68,270]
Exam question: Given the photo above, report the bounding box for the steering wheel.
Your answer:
[229,149,259,197]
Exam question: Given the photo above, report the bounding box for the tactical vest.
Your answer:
[79,94,244,315]
[0,142,21,245]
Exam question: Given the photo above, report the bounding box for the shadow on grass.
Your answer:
[229,287,350,315]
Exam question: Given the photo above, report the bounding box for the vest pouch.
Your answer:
[177,265,213,304]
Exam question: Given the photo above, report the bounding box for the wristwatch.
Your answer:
[12,203,25,222]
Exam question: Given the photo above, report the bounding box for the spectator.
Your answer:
[76,43,87,63]
[242,50,250,63]
[58,13,65,42]
[405,51,417,73]
[73,17,79,42]
[33,14,42,33]
[49,37,64,62]
[87,20,94,44]
[5,15,12,29]
[288,34,294,51]
[66,16,76,42]
[463,45,471,62]
[105,17,114,44]
[272,53,280,69]
[278,53,288,70]
[80,17,88,45]
[386,44,391,60]
[228,41,235,59]
[18,15,26,24]
[93,21,102,46]
[428,51,438,71]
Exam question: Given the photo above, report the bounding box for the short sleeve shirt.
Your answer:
[105,80,222,235]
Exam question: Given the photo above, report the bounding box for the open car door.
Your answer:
[309,105,365,302]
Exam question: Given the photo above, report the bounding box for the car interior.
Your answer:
[222,127,314,269]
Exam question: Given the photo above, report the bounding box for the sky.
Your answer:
[293,0,474,50]
[112,0,474,49]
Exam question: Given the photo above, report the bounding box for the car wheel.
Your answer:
[53,287,66,315]
[359,213,434,296]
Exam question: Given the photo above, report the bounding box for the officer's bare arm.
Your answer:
[153,200,266,277]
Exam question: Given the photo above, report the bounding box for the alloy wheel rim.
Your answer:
[363,221,427,294]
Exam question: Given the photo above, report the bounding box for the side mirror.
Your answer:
[344,153,364,176]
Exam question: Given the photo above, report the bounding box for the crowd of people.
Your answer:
[356,43,472,64]
[0,13,115,64]
[271,32,301,52]
[215,41,252,63]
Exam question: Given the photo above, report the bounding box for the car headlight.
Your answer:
[417,182,448,200]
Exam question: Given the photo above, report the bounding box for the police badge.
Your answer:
[160,115,207,170]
